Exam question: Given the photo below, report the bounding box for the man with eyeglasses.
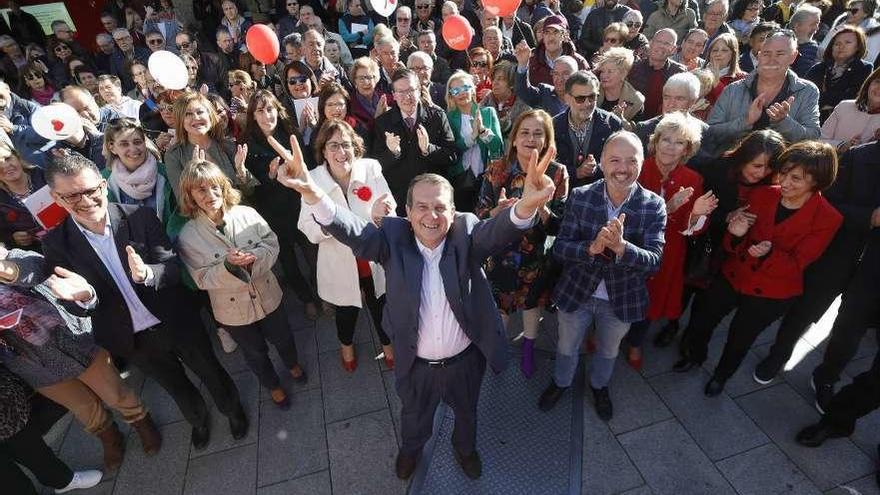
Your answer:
[143,3,183,54]
[627,28,687,118]
[109,28,151,94]
[525,15,589,87]
[371,69,458,215]
[629,71,708,153]
[578,0,632,59]
[704,30,820,156]
[175,31,223,90]
[553,71,622,188]
[407,50,447,109]
[393,6,418,61]
[144,30,167,53]
[41,152,248,453]
[97,75,142,121]
[416,30,454,84]
[297,10,354,67]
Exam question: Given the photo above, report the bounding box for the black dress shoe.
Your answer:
[753,356,784,385]
[538,382,568,412]
[653,321,679,348]
[395,452,419,480]
[795,422,847,447]
[811,376,835,415]
[191,423,211,450]
[454,449,482,480]
[229,408,249,440]
[591,386,613,421]
[704,377,726,397]
[673,357,699,373]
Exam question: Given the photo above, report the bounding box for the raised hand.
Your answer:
[691,190,719,217]
[604,213,626,256]
[233,144,249,181]
[576,154,597,179]
[416,125,430,155]
[515,40,532,68]
[46,266,94,302]
[668,186,695,214]
[490,187,518,218]
[515,145,557,219]
[746,93,767,125]
[270,134,323,204]
[766,96,794,123]
[125,245,148,283]
[747,240,772,258]
[384,131,402,155]
[375,94,389,118]
[370,192,395,225]
[473,107,484,138]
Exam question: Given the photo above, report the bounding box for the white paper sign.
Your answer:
[293,97,319,125]
[22,185,68,230]
[351,23,369,34]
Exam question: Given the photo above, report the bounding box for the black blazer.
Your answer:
[370,103,459,215]
[806,59,874,121]
[553,108,622,189]
[42,204,201,358]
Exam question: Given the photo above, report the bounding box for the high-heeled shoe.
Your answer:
[521,337,536,378]
[340,347,358,373]
[290,365,308,384]
[270,388,290,410]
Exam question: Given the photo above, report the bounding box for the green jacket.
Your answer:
[447,104,504,177]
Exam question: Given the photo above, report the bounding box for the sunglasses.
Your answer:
[54,45,70,52]
[471,60,488,68]
[177,42,192,50]
[287,75,309,85]
[448,84,473,96]
[626,22,642,28]
[570,93,597,104]
[148,38,164,45]
[416,5,431,9]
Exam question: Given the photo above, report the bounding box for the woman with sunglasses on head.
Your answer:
[298,120,396,371]
[0,143,45,251]
[241,89,321,320]
[467,47,494,102]
[177,160,306,410]
[446,71,503,212]
[807,25,874,123]
[164,92,255,203]
[475,109,568,378]
[18,62,56,106]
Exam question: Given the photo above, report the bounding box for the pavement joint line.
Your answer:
[323,407,394,426]
[257,467,330,489]
[569,359,586,495]
[407,402,449,494]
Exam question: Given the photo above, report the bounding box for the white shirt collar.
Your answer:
[73,211,112,238]
[416,237,446,262]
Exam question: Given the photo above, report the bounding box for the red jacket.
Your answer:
[722,186,842,299]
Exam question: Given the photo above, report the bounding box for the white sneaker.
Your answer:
[217,327,238,354]
[56,470,103,493]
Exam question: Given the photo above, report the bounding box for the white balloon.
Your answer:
[148,50,189,90]
[370,0,397,18]
[31,103,82,142]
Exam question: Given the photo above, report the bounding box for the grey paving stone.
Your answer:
[326,409,406,495]
[618,418,735,495]
[319,342,389,424]
[619,485,657,495]
[845,355,876,380]
[257,471,332,495]
[736,383,876,490]
[57,420,115,478]
[114,420,190,495]
[381,370,402,448]
[824,475,880,495]
[649,369,768,460]
[258,327,322,402]
[69,480,115,495]
[716,443,822,495]
[605,358,673,434]
[257,388,327,488]
[192,371,259,458]
[45,413,73,454]
[139,376,185,426]
[582,395,644,495]
[704,342,773,398]
[636,322,683,379]
[185,443,257,495]
[852,409,880,463]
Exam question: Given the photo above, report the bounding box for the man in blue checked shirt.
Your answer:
[538,131,666,421]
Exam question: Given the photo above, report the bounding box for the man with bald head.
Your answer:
[627,28,687,119]
[539,131,666,421]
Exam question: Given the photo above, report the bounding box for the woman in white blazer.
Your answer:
[298,120,396,371]
[177,160,306,411]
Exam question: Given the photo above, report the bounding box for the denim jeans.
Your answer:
[554,298,632,389]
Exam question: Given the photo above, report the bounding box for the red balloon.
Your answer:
[246,24,280,64]
[442,15,474,52]
[482,0,521,17]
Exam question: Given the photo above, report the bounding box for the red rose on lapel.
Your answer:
[354,186,372,201]
[5,210,17,222]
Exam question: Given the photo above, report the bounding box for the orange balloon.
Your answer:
[482,0,521,17]
[442,15,474,51]
[246,24,280,64]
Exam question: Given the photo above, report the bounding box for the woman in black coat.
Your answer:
[806,25,874,122]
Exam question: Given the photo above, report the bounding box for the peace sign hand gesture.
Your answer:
[269,135,324,204]
[514,145,557,219]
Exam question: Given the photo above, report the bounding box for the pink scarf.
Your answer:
[111,153,158,201]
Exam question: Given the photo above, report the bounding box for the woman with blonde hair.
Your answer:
[164,92,254,202]
[595,47,645,123]
[178,160,306,410]
[297,120,396,371]
[446,70,504,212]
[227,69,257,135]
[476,109,569,377]
[0,143,45,250]
[625,112,719,369]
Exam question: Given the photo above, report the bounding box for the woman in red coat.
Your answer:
[625,113,719,369]
[675,141,843,397]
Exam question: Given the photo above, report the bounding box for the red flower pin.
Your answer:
[354,186,372,201]
[5,210,18,222]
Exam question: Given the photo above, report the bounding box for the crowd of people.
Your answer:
[0,0,879,491]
